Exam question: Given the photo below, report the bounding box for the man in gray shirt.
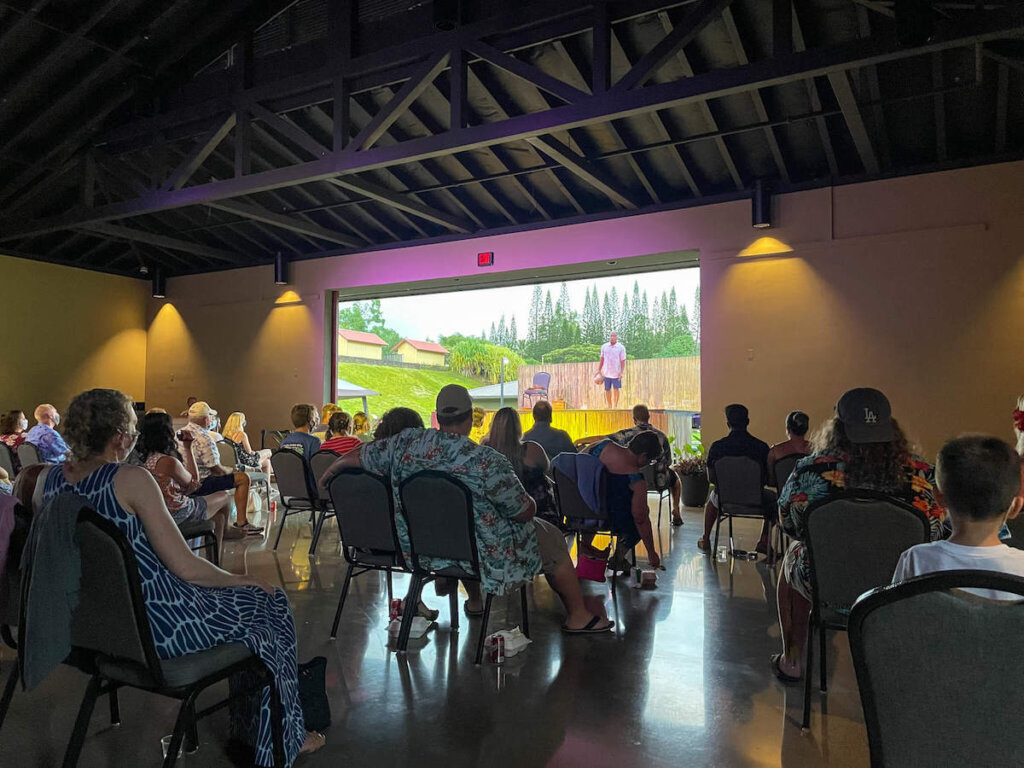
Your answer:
[523,401,576,459]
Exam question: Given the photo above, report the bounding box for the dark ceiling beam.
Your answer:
[460,35,589,104]
[855,6,891,171]
[162,113,237,191]
[247,100,330,158]
[6,4,1023,240]
[932,52,947,162]
[613,0,735,91]
[330,176,473,233]
[79,222,248,264]
[851,0,895,18]
[527,135,638,209]
[0,0,50,50]
[350,51,450,151]
[721,8,790,183]
[206,199,362,246]
[792,5,839,176]
[995,61,1008,153]
[0,0,144,65]
[828,69,881,175]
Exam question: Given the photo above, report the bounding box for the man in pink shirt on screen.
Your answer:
[596,332,627,409]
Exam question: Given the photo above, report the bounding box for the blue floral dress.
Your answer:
[361,428,541,595]
[43,464,305,767]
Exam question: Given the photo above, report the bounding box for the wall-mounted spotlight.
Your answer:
[274,251,290,285]
[152,269,166,298]
[752,179,772,229]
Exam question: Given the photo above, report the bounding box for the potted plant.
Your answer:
[672,442,710,507]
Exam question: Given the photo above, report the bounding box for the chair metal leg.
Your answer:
[272,508,289,550]
[184,701,199,753]
[474,593,495,665]
[309,509,326,555]
[449,589,459,632]
[205,533,219,568]
[62,675,102,768]
[0,660,19,732]
[330,564,356,639]
[802,620,815,730]
[269,681,286,767]
[163,691,198,768]
[713,514,722,554]
[728,514,735,555]
[107,686,120,726]
[386,570,393,603]
[396,576,423,652]
[819,626,828,693]
[520,586,530,638]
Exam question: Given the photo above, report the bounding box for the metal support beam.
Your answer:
[527,135,637,209]
[932,52,947,161]
[449,45,468,129]
[855,5,890,170]
[593,2,612,93]
[350,51,450,151]
[614,0,734,91]
[235,108,252,177]
[995,61,1008,152]
[792,3,838,176]
[206,200,363,247]
[828,69,881,175]
[79,222,248,264]
[248,100,330,158]
[333,78,350,152]
[460,36,588,103]
[773,0,792,56]
[330,175,473,232]
[162,113,237,191]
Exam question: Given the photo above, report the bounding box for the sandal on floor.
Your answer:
[671,515,684,527]
[233,521,265,535]
[299,731,326,756]
[463,601,485,617]
[223,525,246,540]
[696,537,710,552]
[562,616,614,634]
[770,653,801,684]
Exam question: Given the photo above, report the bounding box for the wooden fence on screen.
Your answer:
[517,357,701,412]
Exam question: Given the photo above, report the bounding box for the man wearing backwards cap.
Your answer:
[770,387,944,683]
[320,385,614,633]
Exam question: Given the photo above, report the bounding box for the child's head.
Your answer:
[936,435,1023,524]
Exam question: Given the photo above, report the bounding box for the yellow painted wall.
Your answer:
[394,342,446,367]
[0,254,148,413]
[338,338,383,360]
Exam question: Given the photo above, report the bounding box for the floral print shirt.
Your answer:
[360,427,541,595]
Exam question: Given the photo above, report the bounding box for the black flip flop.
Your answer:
[561,616,614,634]
[770,653,801,684]
[463,600,484,617]
[671,516,684,527]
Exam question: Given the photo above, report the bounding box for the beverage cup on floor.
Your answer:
[716,545,728,562]
[161,735,184,760]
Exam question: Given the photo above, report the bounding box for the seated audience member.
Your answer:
[772,388,945,682]
[280,404,322,489]
[352,411,372,443]
[184,401,262,534]
[0,466,11,495]
[696,404,775,555]
[25,404,70,463]
[179,396,198,418]
[37,388,323,760]
[321,385,613,633]
[469,406,487,443]
[222,411,273,475]
[893,435,1024,599]
[139,413,244,553]
[1015,396,1024,499]
[1,409,29,470]
[320,412,362,456]
[767,410,812,481]
[522,400,576,459]
[486,407,561,530]
[609,404,682,526]
[372,407,424,440]
[313,403,339,439]
[586,432,663,569]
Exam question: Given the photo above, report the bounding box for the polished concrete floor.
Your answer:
[0,500,871,767]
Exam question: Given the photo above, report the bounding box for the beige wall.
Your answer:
[394,343,445,367]
[338,338,383,360]
[132,160,1022,455]
[0,254,148,415]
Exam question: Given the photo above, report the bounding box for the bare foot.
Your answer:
[696,537,710,552]
[299,731,325,755]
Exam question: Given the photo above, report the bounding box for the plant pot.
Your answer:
[679,473,710,507]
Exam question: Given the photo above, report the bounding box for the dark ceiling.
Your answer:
[1,0,1022,278]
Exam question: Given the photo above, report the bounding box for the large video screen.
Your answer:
[334,267,700,444]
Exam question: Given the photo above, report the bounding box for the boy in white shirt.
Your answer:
[893,435,1024,600]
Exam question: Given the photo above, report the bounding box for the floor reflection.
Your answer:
[0,501,871,767]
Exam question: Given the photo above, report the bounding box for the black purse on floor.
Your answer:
[297,656,330,733]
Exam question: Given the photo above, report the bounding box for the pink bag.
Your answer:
[575,553,607,583]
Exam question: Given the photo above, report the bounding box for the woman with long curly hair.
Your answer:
[771,388,946,683]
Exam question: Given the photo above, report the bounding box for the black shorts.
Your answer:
[193,474,236,496]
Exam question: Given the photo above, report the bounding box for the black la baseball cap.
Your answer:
[836,388,895,444]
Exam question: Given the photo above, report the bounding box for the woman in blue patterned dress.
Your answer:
[40,389,324,764]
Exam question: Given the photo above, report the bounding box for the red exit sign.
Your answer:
[477,251,494,267]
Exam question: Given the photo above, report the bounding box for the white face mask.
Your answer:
[53,414,60,427]
[19,419,28,430]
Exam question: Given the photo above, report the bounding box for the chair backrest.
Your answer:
[271,448,313,500]
[551,452,609,523]
[17,442,41,468]
[327,469,403,567]
[772,453,805,492]
[805,491,930,625]
[399,470,477,576]
[0,443,15,478]
[217,439,241,469]
[849,571,1024,767]
[533,372,551,390]
[310,451,340,501]
[714,456,763,511]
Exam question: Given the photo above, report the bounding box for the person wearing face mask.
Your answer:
[25,403,70,463]
[0,410,29,470]
[35,388,324,762]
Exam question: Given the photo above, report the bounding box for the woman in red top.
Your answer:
[320,411,362,456]
[0,409,28,470]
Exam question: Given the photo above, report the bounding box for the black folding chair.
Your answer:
[218,438,271,511]
[308,450,340,555]
[801,491,930,730]
[326,468,411,638]
[270,448,318,550]
[0,443,16,480]
[712,456,767,558]
[849,571,1024,768]
[771,453,806,557]
[398,470,529,664]
[178,518,219,567]
[16,442,41,469]
[23,508,286,767]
